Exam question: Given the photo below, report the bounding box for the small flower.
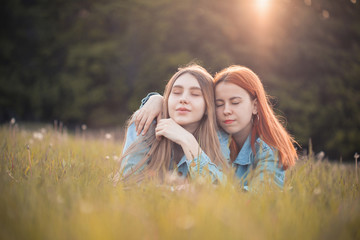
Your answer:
[354,152,359,159]
[105,155,110,160]
[316,151,325,161]
[113,155,120,162]
[105,133,112,140]
[81,124,87,131]
[313,187,321,195]
[10,118,16,125]
[33,132,44,140]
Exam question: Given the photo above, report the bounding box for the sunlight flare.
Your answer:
[257,0,270,11]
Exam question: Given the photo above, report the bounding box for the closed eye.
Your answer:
[215,101,224,107]
[172,89,182,94]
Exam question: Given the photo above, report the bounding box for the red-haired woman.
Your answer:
[213,65,298,190]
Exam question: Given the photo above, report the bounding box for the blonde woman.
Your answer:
[115,64,229,184]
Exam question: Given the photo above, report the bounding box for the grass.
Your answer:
[0,123,359,240]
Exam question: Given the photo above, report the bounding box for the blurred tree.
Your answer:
[0,0,359,160]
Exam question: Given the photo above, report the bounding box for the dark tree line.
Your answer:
[1,0,359,160]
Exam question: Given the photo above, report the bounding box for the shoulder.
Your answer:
[254,137,278,156]
[253,137,283,170]
[252,137,281,167]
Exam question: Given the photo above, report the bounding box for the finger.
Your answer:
[138,115,148,135]
[155,129,163,139]
[156,113,161,124]
[134,111,143,133]
[142,117,153,135]
[155,123,163,133]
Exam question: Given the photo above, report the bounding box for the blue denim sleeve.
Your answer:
[250,143,285,190]
[121,122,149,176]
[140,92,161,108]
[177,151,225,184]
[122,122,138,154]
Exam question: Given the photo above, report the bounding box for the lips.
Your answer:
[176,107,190,113]
[224,120,235,124]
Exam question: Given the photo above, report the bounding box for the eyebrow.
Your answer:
[216,96,242,101]
[172,85,202,90]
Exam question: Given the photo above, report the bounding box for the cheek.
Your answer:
[167,95,175,107]
[215,108,222,118]
[198,99,206,114]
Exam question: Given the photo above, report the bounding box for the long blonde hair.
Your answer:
[120,64,228,182]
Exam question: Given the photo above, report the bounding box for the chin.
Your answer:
[221,126,236,134]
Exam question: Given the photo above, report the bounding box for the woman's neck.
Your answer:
[232,123,252,149]
[181,121,200,134]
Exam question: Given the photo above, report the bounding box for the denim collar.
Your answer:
[233,134,252,165]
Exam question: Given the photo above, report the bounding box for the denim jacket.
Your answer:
[221,133,285,190]
[121,122,225,182]
[139,92,285,189]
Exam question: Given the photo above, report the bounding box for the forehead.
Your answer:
[173,73,201,88]
[215,82,249,99]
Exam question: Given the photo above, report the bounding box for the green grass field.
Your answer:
[1,124,359,240]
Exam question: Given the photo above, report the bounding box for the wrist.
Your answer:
[179,133,201,159]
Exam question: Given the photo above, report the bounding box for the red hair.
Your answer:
[214,66,298,169]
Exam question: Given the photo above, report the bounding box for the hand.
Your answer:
[155,118,189,144]
[135,95,164,135]
[156,118,201,160]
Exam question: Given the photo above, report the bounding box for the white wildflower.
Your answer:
[313,187,321,195]
[105,133,112,140]
[33,132,44,140]
[113,155,120,162]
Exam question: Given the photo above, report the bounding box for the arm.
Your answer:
[155,118,202,159]
[135,93,164,136]
[117,123,149,179]
[156,118,225,183]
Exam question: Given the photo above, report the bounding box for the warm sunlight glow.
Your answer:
[257,0,270,11]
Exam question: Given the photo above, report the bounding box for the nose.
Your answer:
[179,93,189,104]
[223,103,232,115]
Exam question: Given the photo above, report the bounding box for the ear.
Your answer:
[252,99,258,115]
